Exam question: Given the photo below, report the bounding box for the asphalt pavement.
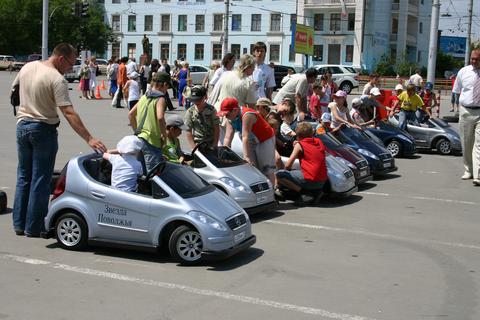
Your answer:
[1,71,480,320]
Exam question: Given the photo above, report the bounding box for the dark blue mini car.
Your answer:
[333,127,398,177]
[365,121,416,158]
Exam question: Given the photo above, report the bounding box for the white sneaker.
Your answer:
[462,172,473,180]
[473,179,480,186]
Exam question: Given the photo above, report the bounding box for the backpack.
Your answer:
[10,83,20,116]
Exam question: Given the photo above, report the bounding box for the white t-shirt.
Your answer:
[108,154,143,192]
[214,71,257,110]
[126,61,138,76]
[452,65,480,107]
[280,122,294,139]
[272,74,309,105]
[127,80,140,102]
[209,67,225,88]
[409,73,423,87]
[253,63,276,98]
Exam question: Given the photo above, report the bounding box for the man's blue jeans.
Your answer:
[13,120,58,235]
[398,109,419,131]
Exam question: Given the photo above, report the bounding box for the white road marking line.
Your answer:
[94,258,153,268]
[0,186,9,190]
[264,221,480,251]
[0,254,376,320]
[358,191,479,206]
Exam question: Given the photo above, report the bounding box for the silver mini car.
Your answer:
[191,143,276,214]
[43,153,256,265]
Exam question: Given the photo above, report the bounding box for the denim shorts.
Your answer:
[276,169,325,190]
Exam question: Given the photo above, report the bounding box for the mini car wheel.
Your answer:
[55,213,88,251]
[169,225,203,265]
[386,140,402,158]
[436,138,451,155]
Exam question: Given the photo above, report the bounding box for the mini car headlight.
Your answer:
[219,177,248,192]
[335,156,356,169]
[357,148,379,160]
[188,211,228,232]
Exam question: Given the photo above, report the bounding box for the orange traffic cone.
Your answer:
[95,86,102,99]
[100,80,106,90]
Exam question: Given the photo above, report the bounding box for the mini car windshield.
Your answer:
[343,127,370,141]
[430,118,449,128]
[201,146,246,168]
[157,163,213,198]
[316,132,343,148]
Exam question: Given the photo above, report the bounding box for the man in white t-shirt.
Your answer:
[209,53,236,89]
[409,69,423,92]
[126,57,138,76]
[272,68,318,120]
[252,42,276,100]
[11,43,106,237]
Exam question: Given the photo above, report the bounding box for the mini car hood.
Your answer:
[185,189,244,220]
[337,127,390,155]
[217,163,268,187]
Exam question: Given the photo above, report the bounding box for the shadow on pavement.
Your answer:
[373,173,402,181]
[250,210,285,223]
[318,194,363,207]
[357,182,377,191]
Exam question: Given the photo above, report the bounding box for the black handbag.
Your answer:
[10,83,20,116]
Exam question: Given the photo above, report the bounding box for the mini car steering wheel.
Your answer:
[191,141,210,155]
[145,160,166,181]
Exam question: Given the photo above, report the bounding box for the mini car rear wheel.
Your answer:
[169,225,203,265]
[436,138,451,155]
[386,140,402,158]
[55,213,88,251]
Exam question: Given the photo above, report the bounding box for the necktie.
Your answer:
[473,69,480,105]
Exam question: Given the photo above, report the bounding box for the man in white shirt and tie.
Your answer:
[452,48,480,186]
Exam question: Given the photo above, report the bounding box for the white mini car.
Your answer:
[43,153,256,265]
[191,143,276,214]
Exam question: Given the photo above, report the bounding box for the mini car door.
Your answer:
[407,123,432,148]
[87,181,152,243]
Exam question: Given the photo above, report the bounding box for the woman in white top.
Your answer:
[123,71,141,110]
[328,90,361,130]
[88,57,98,98]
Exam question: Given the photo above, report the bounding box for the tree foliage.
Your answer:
[0,0,112,57]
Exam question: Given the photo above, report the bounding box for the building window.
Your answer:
[144,15,153,31]
[128,15,136,32]
[161,15,170,32]
[178,15,187,31]
[112,0,120,4]
[195,44,204,60]
[232,14,241,31]
[270,14,281,32]
[127,43,136,59]
[196,15,205,32]
[348,13,355,31]
[251,14,261,31]
[392,18,398,34]
[269,44,280,61]
[145,0,153,2]
[112,42,120,58]
[162,0,170,2]
[177,43,187,59]
[330,13,341,31]
[161,43,170,60]
[314,14,324,31]
[231,44,241,59]
[419,22,423,34]
[112,15,120,32]
[289,46,295,62]
[213,14,223,32]
[417,50,422,62]
[345,45,353,62]
[128,0,136,2]
[313,45,323,61]
[212,43,222,60]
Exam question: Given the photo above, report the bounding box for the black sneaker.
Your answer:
[14,229,24,236]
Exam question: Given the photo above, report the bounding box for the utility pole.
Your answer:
[427,0,440,85]
[41,0,49,60]
[223,0,230,55]
[465,0,473,66]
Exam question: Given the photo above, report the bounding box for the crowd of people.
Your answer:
[10,41,480,236]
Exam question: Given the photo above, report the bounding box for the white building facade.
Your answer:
[102,0,432,71]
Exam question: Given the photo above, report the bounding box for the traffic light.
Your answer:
[81,2,89,18]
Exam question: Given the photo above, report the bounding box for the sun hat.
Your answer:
[351,98,362,107]
[218,97,240,116]
[394,84,404,91]
[117,136,143,154]
[321,112,332,123]
[128,71,140,79]
[370,87,382,96]
[166,114,188,130]
[256,97,272,107]
[333,90,347,98]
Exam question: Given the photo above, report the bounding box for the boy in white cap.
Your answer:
[123,71,141,110]
[103,136,144,192]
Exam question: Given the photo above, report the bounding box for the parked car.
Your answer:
[188,65,209,85]
[312,64,359,94]
[316,131,373,185]
[64,58,83,82]
[388,115,462,155]
[231,133,358,197]
[0,55,24,71]
[273,64,296,89]
[96,58,108,75]
[364,121,417,158]
[26,54,42,63]
[333,127,398,177]
[43,153,256,265]
[191,143,276,214]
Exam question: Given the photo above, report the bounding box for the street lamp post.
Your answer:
[42,0,49,60]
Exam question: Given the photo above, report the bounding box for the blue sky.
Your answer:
[438,0,480,41]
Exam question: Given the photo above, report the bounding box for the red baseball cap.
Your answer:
[217,97,240,116]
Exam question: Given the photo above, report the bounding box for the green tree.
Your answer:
[0,0,112,57]
[435,50,463,77]
[374,55,396,76]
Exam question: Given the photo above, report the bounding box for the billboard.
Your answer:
[439,36,467,58]
[292,24,314,55]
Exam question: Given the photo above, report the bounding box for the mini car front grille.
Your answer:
[250,182,270,193]
[343,170,354,178]
[379,153,392,160]
[226,213,247,230]
[356,160,368,168]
